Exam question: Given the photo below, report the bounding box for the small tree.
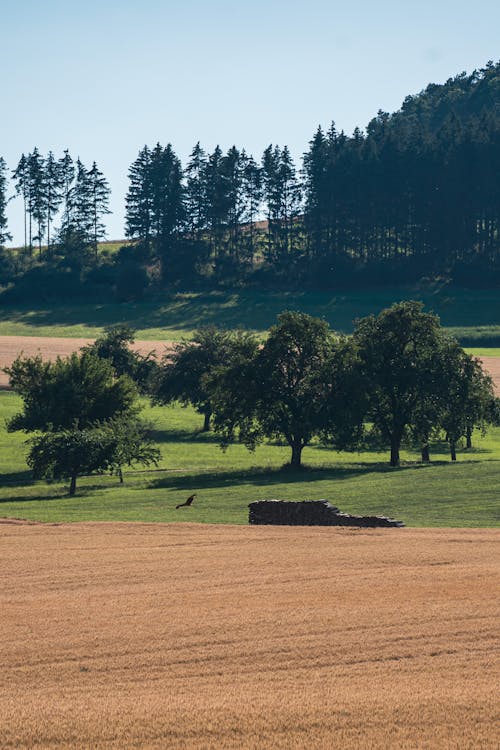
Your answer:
[439,344,496,461]
[27,425,114,496]
[27,417,160,495]
[153,326,258,432]
[6,351,137,432]
[5,351,150,494]
[103,415,160,483]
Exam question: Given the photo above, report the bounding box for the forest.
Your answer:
[0,62,499,300]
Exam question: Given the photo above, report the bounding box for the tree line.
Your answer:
[1,62,499,297]
[2,149,110,262]
[152,303,498,467]
[6,302,498,495]
[123,63,500,288]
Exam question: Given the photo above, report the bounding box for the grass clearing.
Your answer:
[1,287,500,345]
[1,392,499,527]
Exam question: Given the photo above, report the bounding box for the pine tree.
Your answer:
[0,158,11,246]
[12,154,29,251]
[87,161,111,262]
[303,126,328,257]
[44,151,63,258]
[279,145,302,260]
[151,143,185,279]
[262,145,301,269]
[58,149,75,236]
[204,145,228,260]
[185,142,208,241]
[241,153,262,265]
[125,145,153,253]
[29,148,46,259]
[72,158,93,241]
[261,144,282,263]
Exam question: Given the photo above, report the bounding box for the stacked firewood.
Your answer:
[248,499,404,527]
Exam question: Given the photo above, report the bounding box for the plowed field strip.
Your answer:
[0,336,172,387]
[0,523,499,749]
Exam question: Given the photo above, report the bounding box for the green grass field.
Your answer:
[1,391,499,528]
[1,287,500,345]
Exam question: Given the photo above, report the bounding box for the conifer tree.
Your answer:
[185,142,208,241]
[44,151,63,257]
[87,161,111,261]
[72,158,93,241]
[125,145,153,253]
[241,153,262,265]
[12,154,29,251]
[29,148,47,259]
[203,145,228,260]
[58,149,75,236]
[0,157,11,246]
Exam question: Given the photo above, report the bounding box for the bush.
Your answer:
[115,262,149,301]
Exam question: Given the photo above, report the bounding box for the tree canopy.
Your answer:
[207,311,359,467]
[6,350,158,494]
[6,351,137,432]
[152,326,258,432]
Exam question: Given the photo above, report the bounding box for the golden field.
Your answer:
[0,521,499,749]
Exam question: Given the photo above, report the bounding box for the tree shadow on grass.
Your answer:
[3,291,500,340]
[0,294,264,335]
[0,490,68,504]
[150,427,221,445]
[0,470,34,488]
[145,460,445,494]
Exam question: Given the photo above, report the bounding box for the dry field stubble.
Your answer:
[1,335,499,392]
[0,336,173,388]
[0,522,499,749]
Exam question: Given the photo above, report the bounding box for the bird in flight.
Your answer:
[176,494,196,510]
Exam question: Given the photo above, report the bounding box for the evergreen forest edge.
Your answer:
[1,62,500,302]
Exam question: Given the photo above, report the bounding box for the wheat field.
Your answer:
[1,521,499,749]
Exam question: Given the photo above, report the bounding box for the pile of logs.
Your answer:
[248,499,405,527]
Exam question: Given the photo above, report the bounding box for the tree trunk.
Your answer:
[421,443,430,463]
[118,467,124,484]
[466,425,472,449]
[69,473,77,496]
[389,434,401,467]
[450,441,457,462]
[202,411,211,432]
[290,440,303,468]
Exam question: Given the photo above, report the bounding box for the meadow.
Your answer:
[1,391,500,527]
[1,286,500,345]
[1,285,499,527]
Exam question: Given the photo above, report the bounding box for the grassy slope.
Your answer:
[0,287,499,345]
[1,392,499,527]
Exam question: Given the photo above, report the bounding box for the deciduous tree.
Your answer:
[209,312,336,467]
[153,327,257,432]
[353,301,447,467]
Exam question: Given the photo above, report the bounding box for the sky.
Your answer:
[2,0,499,245]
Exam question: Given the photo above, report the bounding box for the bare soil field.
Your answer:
[1,335,499,392]
[0,522,498,749]
[0,336,173,387]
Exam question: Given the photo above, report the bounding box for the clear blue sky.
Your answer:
[2,0,499,244]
